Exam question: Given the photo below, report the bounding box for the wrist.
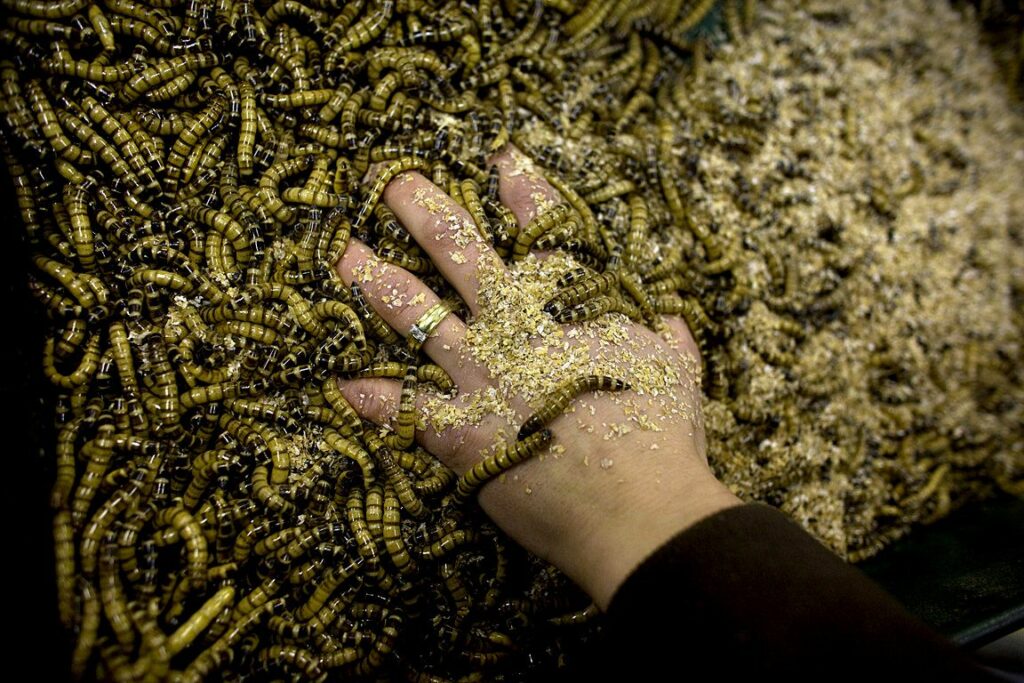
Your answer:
[575,466,742,610]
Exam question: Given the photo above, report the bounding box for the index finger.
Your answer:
[488,146,561,228]
[382,172,508,317]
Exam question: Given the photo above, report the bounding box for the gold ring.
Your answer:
[408,300,454,351]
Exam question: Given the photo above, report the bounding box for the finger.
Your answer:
[336,377,509,474]
[336,239,487,391]
[336,377,460,464]
[488,145,562,228]
[382,171,507,317]
[336,377,451,451]
[337,378,403,430]
[661,315,702,365]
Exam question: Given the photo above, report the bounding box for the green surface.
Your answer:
[859,494,1024,647]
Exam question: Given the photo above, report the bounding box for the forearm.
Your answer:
[597,503,995,680]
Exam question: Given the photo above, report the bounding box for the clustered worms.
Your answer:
[5,0,1024,680]
[2,1,754,677]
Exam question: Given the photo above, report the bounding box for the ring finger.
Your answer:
[335,239,489,393]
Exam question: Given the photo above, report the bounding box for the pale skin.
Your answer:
[335,147,742,610]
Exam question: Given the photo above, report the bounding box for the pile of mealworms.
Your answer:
[5,0,1024,679]
[1,0,761,679]
[685,0,1024,559]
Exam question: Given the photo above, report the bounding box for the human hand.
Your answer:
[334,147,742,609]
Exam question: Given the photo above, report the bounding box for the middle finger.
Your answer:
[382,171,508,317]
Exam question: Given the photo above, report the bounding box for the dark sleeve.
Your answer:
[599,503,996,681]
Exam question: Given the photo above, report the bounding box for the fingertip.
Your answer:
[661,315,703,365]
[335,377,402,426]
[380,169,428,207]
[485,145,515,168]
[334,238,374,283]
[487,146,560,228]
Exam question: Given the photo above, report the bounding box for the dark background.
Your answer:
[1,162,73,680]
